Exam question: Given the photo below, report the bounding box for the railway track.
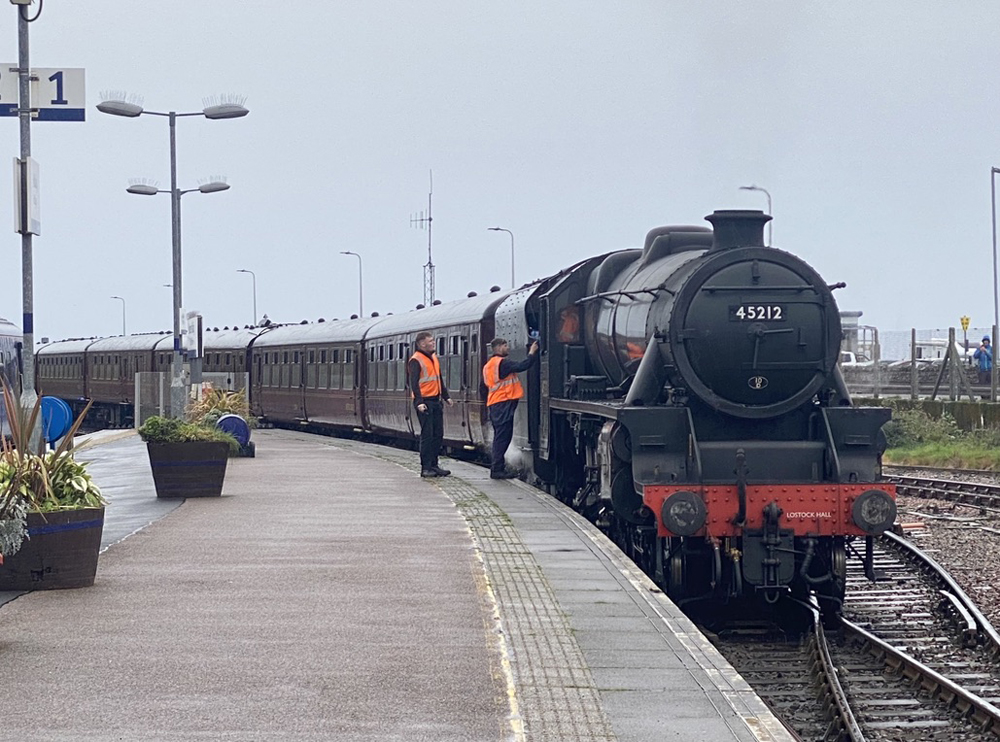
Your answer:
[882,469,1000,515]
[710,530,1000,740]
[710,598,863,741]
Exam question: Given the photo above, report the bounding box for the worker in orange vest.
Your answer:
[408,331,453,478]
[483,337,539,479]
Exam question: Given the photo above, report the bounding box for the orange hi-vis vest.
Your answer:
[410,352,442,398]
[483,355,523,407]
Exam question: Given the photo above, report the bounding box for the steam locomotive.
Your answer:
[35,209,896,609]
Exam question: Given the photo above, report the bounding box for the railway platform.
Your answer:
[0,429,794,742]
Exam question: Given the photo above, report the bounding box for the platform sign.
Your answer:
[13,156,40,235]
[961,315,970,332]
[0,66,85,121]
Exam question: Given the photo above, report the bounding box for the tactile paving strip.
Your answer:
[330,439,617,742]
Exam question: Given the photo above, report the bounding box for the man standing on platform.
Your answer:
[409,331,453,478]
[483,337,539,479]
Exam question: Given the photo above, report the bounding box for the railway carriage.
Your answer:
[249,317,379,429]
[37,338,95,416]
[39,333,175,427]
[360,289,510,446]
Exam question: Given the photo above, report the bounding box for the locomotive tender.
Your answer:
[34,209,895,609]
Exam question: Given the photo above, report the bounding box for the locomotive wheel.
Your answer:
[667,540,686,600]
[815,537,848,626]
[829,537,847,601]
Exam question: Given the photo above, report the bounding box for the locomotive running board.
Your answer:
[549,398,624,419]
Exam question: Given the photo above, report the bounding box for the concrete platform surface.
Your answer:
[0,429,795,742]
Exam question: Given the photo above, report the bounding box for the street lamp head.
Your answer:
[488,227,502,231]
[739,185,758,192]
[198,181,230,194]
[203,103,250,120]
[237,268,250,274]
[126,184,159,196]
[340,250,358,256]
[97,99,144,118]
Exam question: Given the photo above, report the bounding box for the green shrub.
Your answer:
[882,408,962,448]
[138,416,239,452]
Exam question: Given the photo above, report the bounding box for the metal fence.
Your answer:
[841,327,995,402]
[134,371,249,427]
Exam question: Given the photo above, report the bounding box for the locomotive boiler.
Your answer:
[523,210,895,610]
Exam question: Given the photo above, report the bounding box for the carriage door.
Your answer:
[251,350,263,415]
[461,334,473,439]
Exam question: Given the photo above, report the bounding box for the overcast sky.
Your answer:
[0,2,996,343]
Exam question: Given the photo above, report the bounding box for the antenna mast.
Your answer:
[409,170,435,306]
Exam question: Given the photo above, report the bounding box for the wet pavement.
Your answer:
[0,429,793,741]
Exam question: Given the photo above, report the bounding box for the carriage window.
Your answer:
[283,351,289,364]
[450,336,459,355]
[437,337,445,356]
[378,345,385,361]
[225,353,232,366]
[320,350,326,363]
[388,344,395,361]
[294,351,300,363]
[471,334,478,352]
[332,348,340,363]
[309,350,315,364]
[345,349,353,364]
[369,346,375,362]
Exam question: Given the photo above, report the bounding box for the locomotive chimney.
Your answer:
[705,210,771,251]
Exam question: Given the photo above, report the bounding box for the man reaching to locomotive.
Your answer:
[409,331,453,478]
[483,337,539,479]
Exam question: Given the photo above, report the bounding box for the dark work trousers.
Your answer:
[488,399,518,474]
[416,398,445,471]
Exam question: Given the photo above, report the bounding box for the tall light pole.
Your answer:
[110,296,126,336]
[14,2,39,446]
[340,251,363,317]
[236,269,257,325]
[488,227,515,288]
[992,168,1000,341]
[98,97,248,418]
[739,185,773,246]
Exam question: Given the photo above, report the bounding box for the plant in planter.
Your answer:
[188,389,256,457]
[138,416,239,498]
[0,384,107,589]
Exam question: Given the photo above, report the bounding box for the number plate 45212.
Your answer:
[729,304,785,321]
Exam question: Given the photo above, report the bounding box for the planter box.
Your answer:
[146,441,230,498]
[230,441,256,458]
[0,507,104,590]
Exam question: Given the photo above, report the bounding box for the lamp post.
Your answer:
[236,269,257,325]
[110,296,126,337]
[739,185,773,246]
[488,227,515,288]
[98,97,248,418]
[340,251,363,317]
[992,168,1000,340]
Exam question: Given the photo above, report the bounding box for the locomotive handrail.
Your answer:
[574,285,672,305]
[701,284,814,292]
